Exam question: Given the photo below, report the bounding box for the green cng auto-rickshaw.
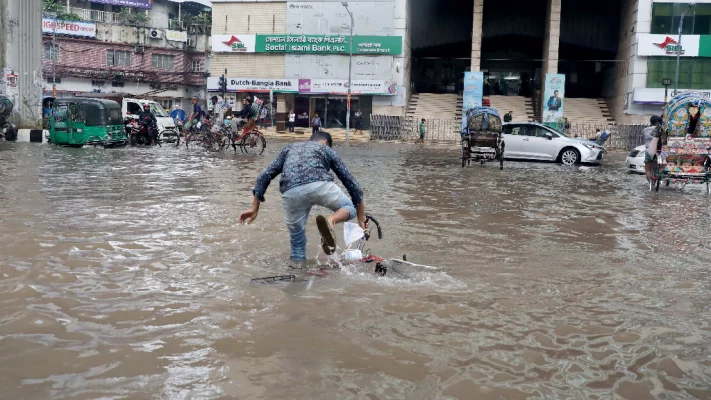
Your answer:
[49,98,127,147]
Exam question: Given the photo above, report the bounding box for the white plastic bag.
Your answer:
[343,222,364,248]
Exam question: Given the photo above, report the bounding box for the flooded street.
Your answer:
[1,141,710,399]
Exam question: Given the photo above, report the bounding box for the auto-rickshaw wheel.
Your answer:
[461,140,470,167]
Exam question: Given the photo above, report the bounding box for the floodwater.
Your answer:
[0,141,710,400]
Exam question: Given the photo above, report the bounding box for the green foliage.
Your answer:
[183,12,211,35]
[42,0,83,21]
[118,8,149,27]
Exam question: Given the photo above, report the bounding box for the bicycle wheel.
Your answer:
[242,132,266,155]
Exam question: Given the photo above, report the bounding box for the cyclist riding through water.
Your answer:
[231,96,257,141]
[184,96,205,140]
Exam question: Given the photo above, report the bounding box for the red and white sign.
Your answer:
[638,34,700,57]
[211,35,256,53]
[42,18,97,38]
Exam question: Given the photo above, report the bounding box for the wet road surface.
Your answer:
[0,142,710,399]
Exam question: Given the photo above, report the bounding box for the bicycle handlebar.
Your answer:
[364,214,383,241]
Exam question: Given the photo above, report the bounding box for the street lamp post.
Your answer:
[47,12,58,98]
[341,2,354,145]
[674,3,696,96]
[663,78,672,104]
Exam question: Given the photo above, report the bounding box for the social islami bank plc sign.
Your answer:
[638,34,701,57]
[211,34,402,55]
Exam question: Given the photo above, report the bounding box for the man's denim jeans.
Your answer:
[282,181,356,260]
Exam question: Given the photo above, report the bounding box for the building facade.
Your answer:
[209,0,411,130]
[44,0,211,111]
[614,0,711,123]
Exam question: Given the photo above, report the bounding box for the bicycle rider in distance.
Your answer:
[232,96,257,142]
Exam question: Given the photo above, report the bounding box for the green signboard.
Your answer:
[255,35,402,55]
[699,36,711,57]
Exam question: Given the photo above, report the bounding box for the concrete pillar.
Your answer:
[1,0,43,129]
[542,0,561,75]
[470,0,483,72]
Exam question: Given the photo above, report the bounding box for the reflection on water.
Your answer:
[0,143,710,399]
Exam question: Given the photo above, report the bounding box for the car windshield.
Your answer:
[149,102,169,117]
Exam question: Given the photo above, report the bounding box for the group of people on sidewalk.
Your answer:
[286,108,366,135]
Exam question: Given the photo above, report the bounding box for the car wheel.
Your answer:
[559,148,579,166]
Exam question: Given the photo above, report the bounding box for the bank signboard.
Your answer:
[207,77,397,95]
[256,35,402,55]
[42,19,96,38]
[638,34,700,57]
[212,34,401,55]
[211,35,257,53]
[87,0,151,9]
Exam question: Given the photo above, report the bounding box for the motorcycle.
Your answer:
[126,114,158,146]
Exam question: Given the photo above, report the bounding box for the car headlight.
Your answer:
[582,143,596,150]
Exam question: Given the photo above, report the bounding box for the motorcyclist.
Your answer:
[137,103,159,145]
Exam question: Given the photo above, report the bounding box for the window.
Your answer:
[503,125,522,135]
[91,80,105,86]
[652,3,711,35]
[107,50,131,66]
[127,102,142,114]
[161,100,174,110]
[112,81,124,88]
[44,43,58,61]
[46,76,61,84]
[647,57,711,89]
[190,60,202,72]
[152,54,175,70]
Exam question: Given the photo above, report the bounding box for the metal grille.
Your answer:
[370,115,647,151]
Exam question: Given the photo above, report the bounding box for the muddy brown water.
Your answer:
[0,142,710,399]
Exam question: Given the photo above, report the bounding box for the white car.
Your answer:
[502,123,606,165]
[626,145,646,174]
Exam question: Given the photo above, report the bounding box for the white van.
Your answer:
[123,98,179,142]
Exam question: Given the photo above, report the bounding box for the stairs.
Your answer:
[406,93,461,120]
[563,98,615,125]
[487,95,534,122]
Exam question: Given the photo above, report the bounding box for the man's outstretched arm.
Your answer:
[240,146,289,224]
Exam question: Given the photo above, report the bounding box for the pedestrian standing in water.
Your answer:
[240,131,366,260]
[312,113,322,134]
[415,118,425,143]
[288,110,296,133]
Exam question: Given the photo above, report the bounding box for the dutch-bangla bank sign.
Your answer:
[207,77,398,95]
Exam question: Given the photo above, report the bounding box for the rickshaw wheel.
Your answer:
[461,140,469,167]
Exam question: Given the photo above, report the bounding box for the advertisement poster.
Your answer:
[461,71,484,130]
[42,19,97,38]
[286,1,394,36]
[285,55,393,80]
[543,74,566,123]
[87,0,152,9]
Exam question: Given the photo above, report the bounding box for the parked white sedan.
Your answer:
[626,145,646,174]
[502,123,606,165]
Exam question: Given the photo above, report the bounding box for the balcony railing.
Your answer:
[68,7,162,28]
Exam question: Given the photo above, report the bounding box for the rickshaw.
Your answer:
[49,98,127,148]
[649,91,711,193]
[461,106,505,169]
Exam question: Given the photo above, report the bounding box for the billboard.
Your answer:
[461,71,484,130]
[211,35,402,55]
[286,1,394,36]
[543,74,566,123]
[285,55,393,80]
[87,0,152,8]
[211,35,257,53]
[42,19,96,38]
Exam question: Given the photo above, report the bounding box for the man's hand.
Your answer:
[240,208,259,224]
[356,202,367,230]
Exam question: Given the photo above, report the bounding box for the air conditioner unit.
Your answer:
[149,29,160,39]
[134,45,145,53]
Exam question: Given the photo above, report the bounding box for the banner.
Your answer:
[543,74,566,123]
[256,35,402,55]
[207,77,397,95]
[211,35,257,53]
[166,30,187,43]
[87,0,152,9]
[461,71,484,130]
[638,34,700,57]
[42,19,96,38]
